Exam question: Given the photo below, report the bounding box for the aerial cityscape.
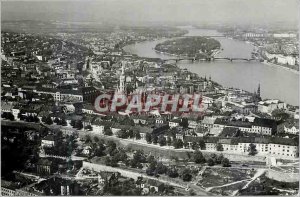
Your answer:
[1,0,299,196]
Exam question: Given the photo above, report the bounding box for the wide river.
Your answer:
[124,27,299,106]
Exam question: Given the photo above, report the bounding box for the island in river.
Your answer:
[154,36,221,58]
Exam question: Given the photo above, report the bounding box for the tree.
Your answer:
[173,139,183,149]
[127,130,134,139]
[41,116,47,123]
[106,141,117,156]
[167,167,179,178]
[180,168,192,182]
[75,120,83,130]
[156,162,167,174]
[114,148,128,162]
[158,135,166,146]
[191,142,199,150]
[117,129,128,139]
[152,135,158,144]
[63,135,77,157]
[33,116,40,123]
[222,158,230,167]
[183,140,189,149]
[146,159,157,176]
[1,112,8,119]
[149,187,156,194]
[93,136,99,143]
[189,189,196,196]
[85,125,93,131]
[104,156,112,166]
[248,143,257,156]
[193,150,206,164]
[103,128,113,136]
[7,112,15,121]
[207,158,215,166]
[198,139,206,150]
[60,118,67,126]
[216,143,223,151]
[121,117,135,126]
[94,143,106,157]
[272,109,290,121]
[110,155,119,167]
[147,155,156,163]
[131,150,146,168]
[167,136,172,146]
[54,117,60,124]
[145,133,152,144]
[85,135,92,144]
[70,119,76,127]
[215,154,224,164]
[45,116,53,125]
[134,130,141,140]
[25,115,34,122]
[17,112,23,120]
[179,118,189,128]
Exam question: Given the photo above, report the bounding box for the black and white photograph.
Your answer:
[1,0,299,196]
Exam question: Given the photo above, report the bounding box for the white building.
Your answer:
[273,33,297,38]
[265,52,296,66]
[91,123,105,134]
[169,119,181,128]
[284,125,299,135]
[41,136,56,147]
[258,99,287,114]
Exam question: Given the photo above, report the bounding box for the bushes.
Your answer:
[173,139,183,149]
[193,150,206,164]
[205,153,230,167]
[2,112,15,121]
[116,129,141,139]
[248,143,258,156]
[221,158,231,167]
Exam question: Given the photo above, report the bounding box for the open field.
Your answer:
[197,167,256,188]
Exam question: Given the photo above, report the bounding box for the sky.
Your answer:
[1,0,299,26]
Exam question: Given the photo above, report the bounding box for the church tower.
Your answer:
[118,61,126,93]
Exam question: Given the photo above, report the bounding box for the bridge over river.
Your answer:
[161,56,257,63]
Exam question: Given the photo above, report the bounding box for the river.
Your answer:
[123,27,299,106]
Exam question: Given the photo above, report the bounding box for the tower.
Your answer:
[118,61,126,93]
[257,84,261,97]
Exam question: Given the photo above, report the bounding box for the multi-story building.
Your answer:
[251,118,277,135]
[35,86,98,102]
[258,99,287,114]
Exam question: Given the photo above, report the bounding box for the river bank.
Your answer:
[261,61,299,75]
[123,27,299,106]
[223,35,299,74]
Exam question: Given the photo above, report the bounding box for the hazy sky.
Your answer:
[1,0,299,26]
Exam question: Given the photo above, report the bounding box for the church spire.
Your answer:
[257,83,261,97]
[118,61,126,93]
